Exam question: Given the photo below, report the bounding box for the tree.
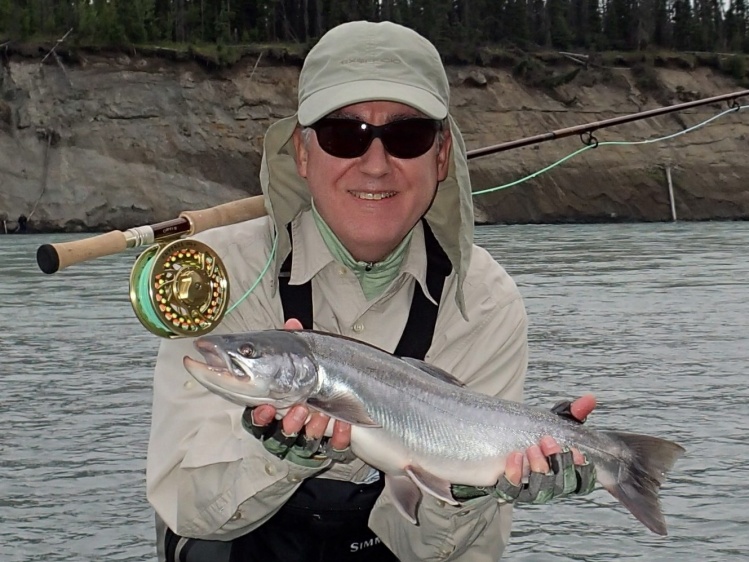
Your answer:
[548,0,573,47]
[530,0,551,45]
[0,0,746,56]
[117,0,149,43]
[672,0,694,50]
[0,0,13,34]
[726,0,747,51]
[651,0,671,48]
[505,0,531,44]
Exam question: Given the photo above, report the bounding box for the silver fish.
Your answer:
[183,329,685,535]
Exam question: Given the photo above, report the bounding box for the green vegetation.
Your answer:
[0,1,747,69]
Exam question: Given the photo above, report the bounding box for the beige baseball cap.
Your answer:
[297,21,450,126]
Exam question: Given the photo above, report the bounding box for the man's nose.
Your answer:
[358,138,390,175]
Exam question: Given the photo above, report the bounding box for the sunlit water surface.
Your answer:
[1,222,747,561]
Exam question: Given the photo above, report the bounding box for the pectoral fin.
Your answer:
[306,393,381,427]
[405,464,459,506]
[385,474,422,524]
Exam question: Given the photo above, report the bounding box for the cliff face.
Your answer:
[0,50,747,232]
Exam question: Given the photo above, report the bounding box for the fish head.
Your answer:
[183,330,319,409]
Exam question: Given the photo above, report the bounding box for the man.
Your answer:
[147,20,596,562]
[16,213,27,233]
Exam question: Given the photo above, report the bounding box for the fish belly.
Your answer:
[350,426,507,486]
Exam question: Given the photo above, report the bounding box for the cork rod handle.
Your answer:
[36,195,268,274]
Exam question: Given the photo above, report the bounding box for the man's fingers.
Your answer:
[570,394,596,422]
[284,318,304,330]
[328,420,351,450]
[252,404,276,426]
[504,451,524,486]
[538,436,562,457]
[571,447,585,465]
[305,413,330,439]
[282,405,309,434]
[539,437,585,465]
[526,444,550,474]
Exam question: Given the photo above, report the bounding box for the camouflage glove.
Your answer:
[551,399,588,424]
[452,448,595,503]
[451,400,597,503]
[241,407,355,467]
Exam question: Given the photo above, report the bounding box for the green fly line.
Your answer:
[473,104,745,196]
[226,227,278,315]
[136,248,174,336]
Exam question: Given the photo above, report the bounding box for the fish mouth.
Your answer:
[184,339,272,407]
[193,338,233,373]
[188,339,256,385]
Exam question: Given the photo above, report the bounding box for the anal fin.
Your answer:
[385,474,422,524]
[405,464,459,506]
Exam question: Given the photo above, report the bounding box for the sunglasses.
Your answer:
[309,118,443,159]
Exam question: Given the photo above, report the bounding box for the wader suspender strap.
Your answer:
[393,221,452,358]
[279,220,452,356]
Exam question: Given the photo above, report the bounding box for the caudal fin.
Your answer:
[601,431,685,536]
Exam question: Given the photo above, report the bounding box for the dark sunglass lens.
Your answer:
[312,118,440,159]
[314,120,372,158]
[382,120,439,159]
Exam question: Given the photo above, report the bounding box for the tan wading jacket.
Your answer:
[146,115,528,561]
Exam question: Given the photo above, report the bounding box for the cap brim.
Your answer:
[298,80,448,125]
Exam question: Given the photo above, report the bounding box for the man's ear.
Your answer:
[436,127,452,181]
[292,127,308,178]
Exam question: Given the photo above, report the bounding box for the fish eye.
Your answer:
[238,344,256,358]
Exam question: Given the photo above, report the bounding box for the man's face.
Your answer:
[293,101,452,263]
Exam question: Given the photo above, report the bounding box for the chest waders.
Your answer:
[164,221,451,562]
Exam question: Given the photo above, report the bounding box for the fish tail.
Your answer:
[600,431,685,536]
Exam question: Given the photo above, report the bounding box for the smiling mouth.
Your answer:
[350,191,397,201]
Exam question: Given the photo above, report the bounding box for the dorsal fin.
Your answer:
[400,357,465,387]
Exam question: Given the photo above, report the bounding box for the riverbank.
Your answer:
[1,45,748,232]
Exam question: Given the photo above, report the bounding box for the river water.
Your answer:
[1,222,747,561]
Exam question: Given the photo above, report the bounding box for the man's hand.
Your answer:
[241,319,353,465]
[504,394,596,486]
[452,395,598,503]
[498,394,597,503]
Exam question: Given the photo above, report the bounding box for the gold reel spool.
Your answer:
[129,239,230,338]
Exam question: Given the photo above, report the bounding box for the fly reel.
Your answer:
[129,239,230,338]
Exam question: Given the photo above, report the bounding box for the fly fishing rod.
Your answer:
[34,88,748,336]
[468,89,747,158]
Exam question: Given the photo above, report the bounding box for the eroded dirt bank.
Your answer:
[1,49,747,232]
